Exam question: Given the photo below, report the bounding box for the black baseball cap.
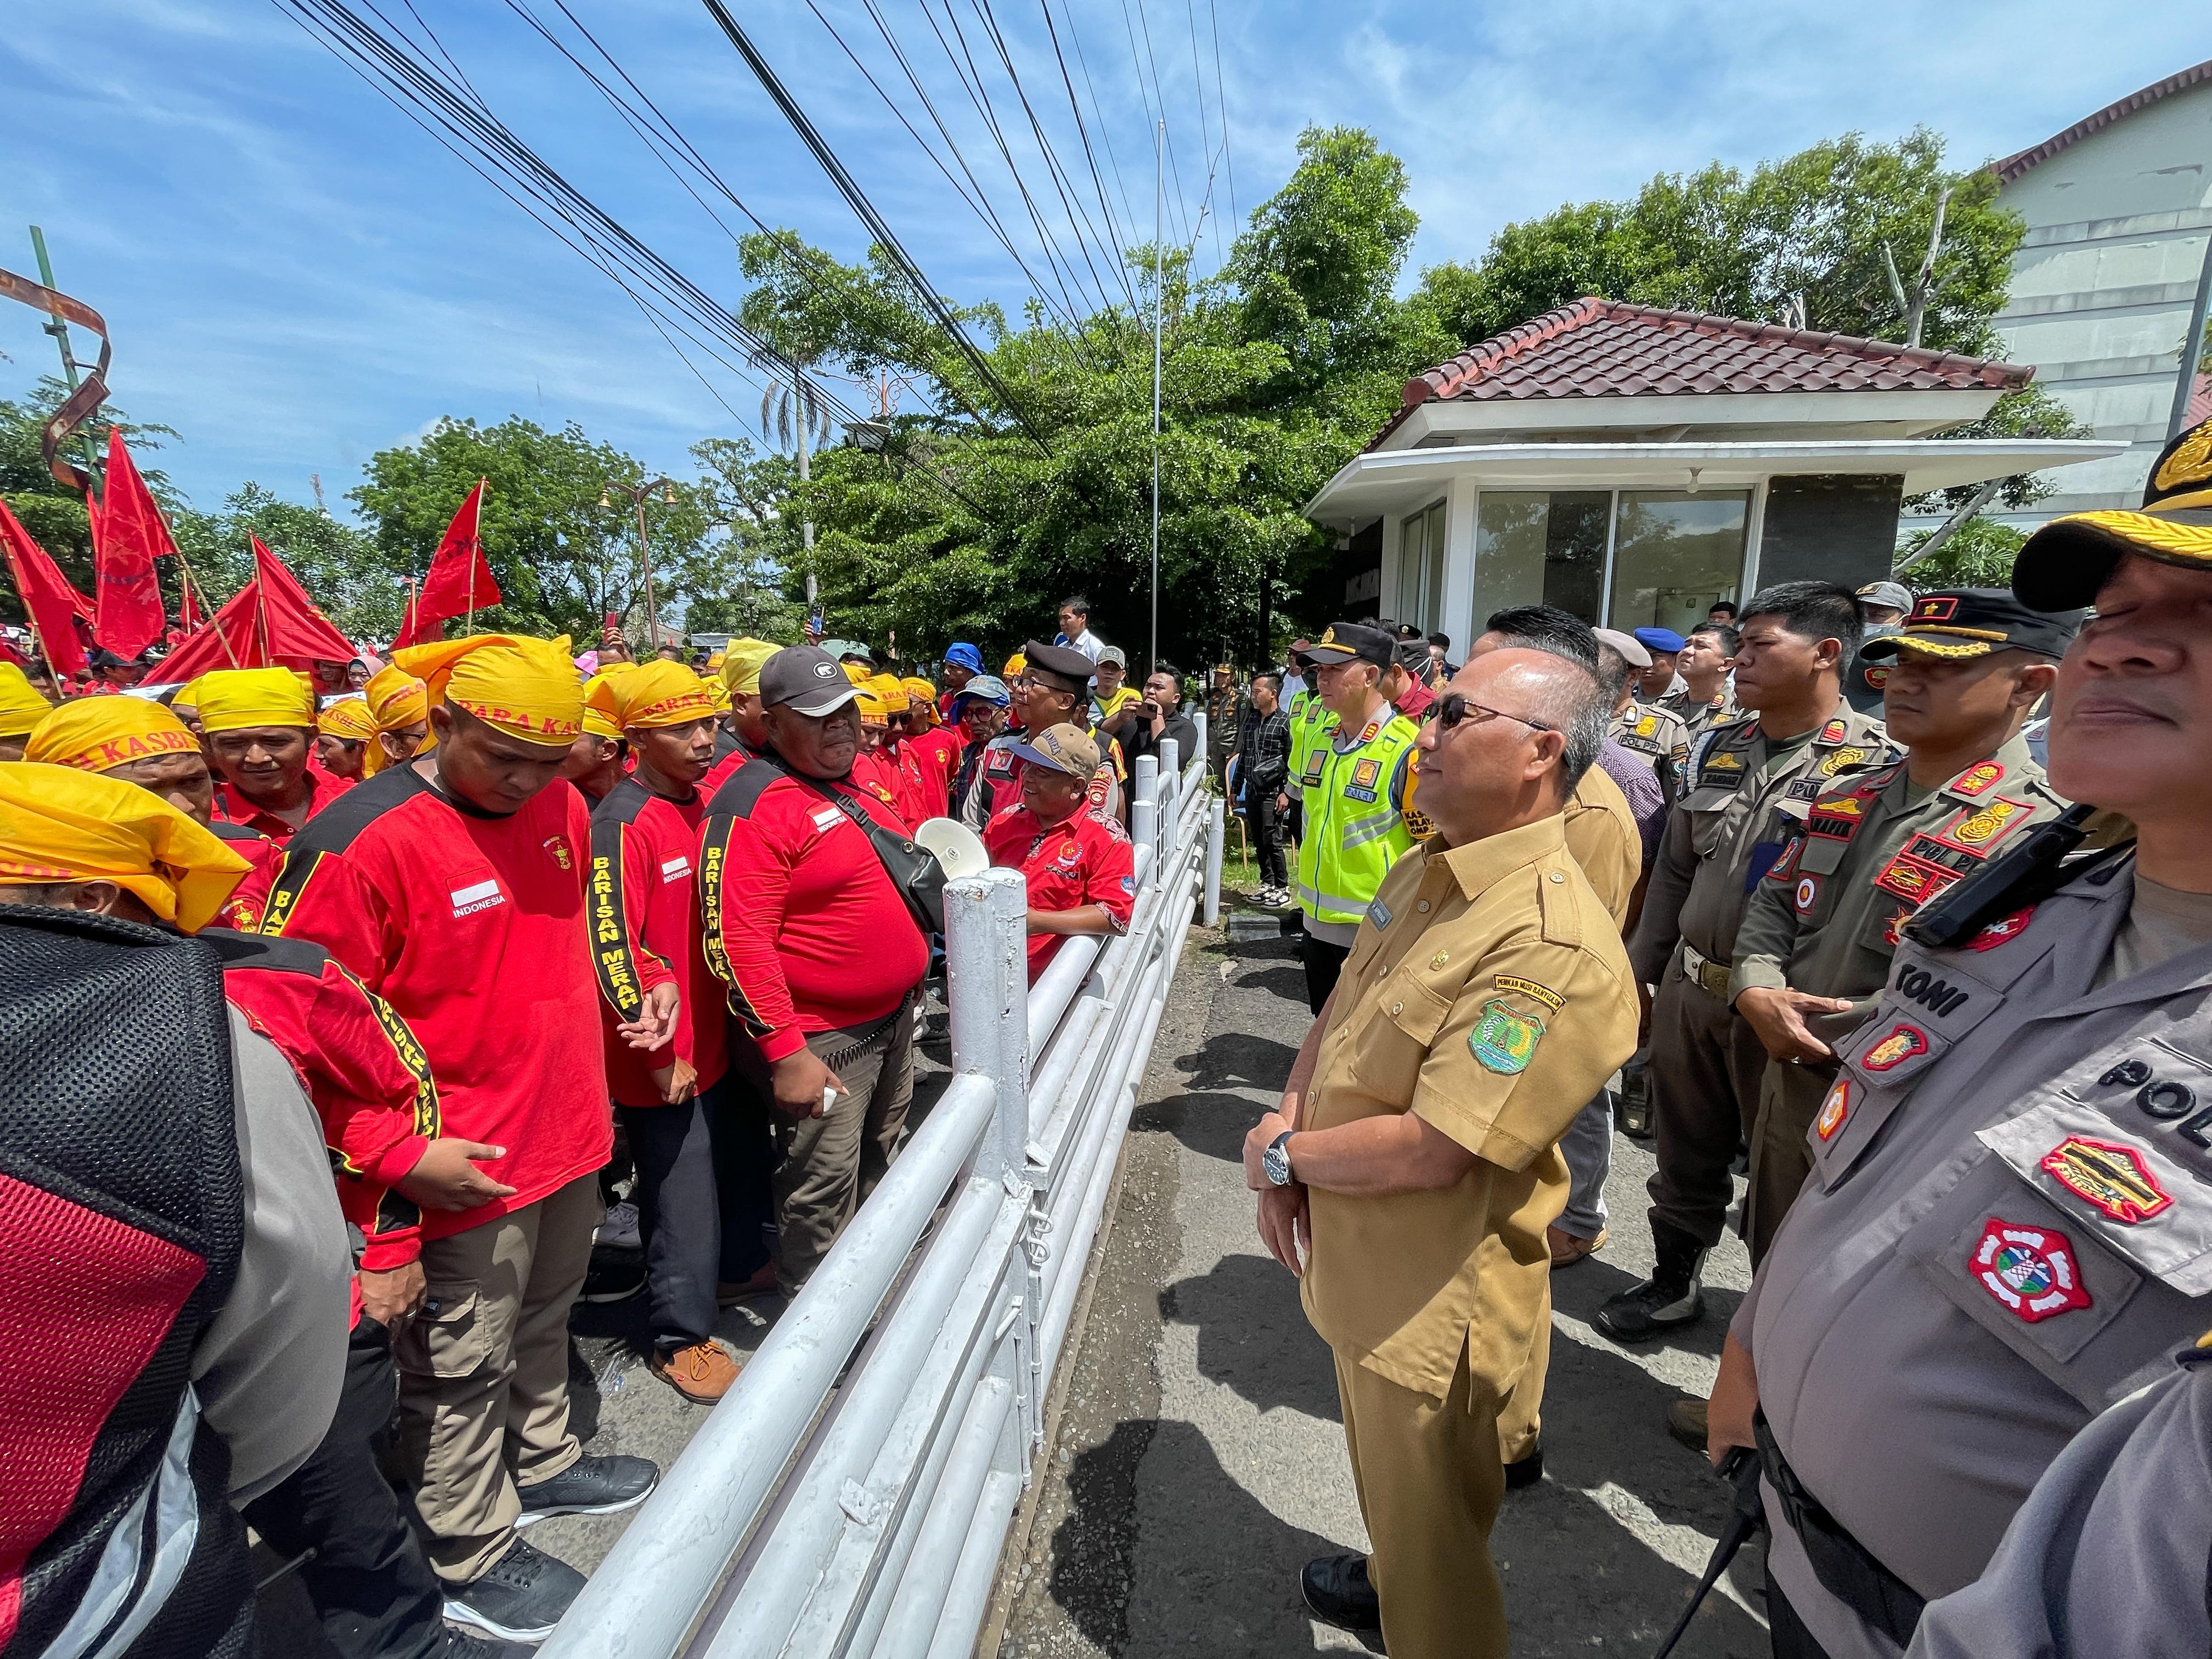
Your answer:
[759,645,861,715]
[2013,415,2212,611]
[1303,622,1394,668]
[1022,640,1097,692]
[1858,589,2078,662]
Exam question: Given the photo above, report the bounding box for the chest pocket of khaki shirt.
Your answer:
[1679,788,1739,859]
[1347,963,1454,1106]
[1897,1150,2187,1412]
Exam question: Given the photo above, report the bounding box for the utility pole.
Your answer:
[796,363,817,630]
[1152,120,1164,680]
[29,226,101,494]
[601,479,675,650]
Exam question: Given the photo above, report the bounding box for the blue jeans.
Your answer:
[1556,1088,1614,1240]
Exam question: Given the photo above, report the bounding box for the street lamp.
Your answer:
[601,478,679,648]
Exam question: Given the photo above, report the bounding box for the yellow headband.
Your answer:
[718,636,777,697]
[867,673,911,713]
[902,676,936,702]
[393,634,584,747]
[363,665,430,731]
[0,764,248,933]
[318,697,381,742]
[589,658,716,732]
[25,698,201,772]
[194,668,317,733]
[0,662,54,737]
[579,665,635,740]
[842,661,872,687]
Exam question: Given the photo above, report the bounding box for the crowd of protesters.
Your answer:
[0,590,1155,1657]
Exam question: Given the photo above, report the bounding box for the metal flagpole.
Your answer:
[1151,119,1163,680]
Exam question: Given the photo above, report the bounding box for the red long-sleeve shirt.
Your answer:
[849,748,911,828]
[259,764,634,1236]
[699,758,929,1062]
[209,821,281,932]
[895,729,963,823]
[983,802,1137,980]
[701,730,757,800]
[588,778,729,1109]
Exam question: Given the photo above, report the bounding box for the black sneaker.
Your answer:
[1593,1221,1708,1344]
[579,1254,645,1304]
[442,1539,584,1644]
[1504,1444,1544,1491]
[1300,1552,1382,1634]
[443,1626,539,1658]
[515,1453,659,1528]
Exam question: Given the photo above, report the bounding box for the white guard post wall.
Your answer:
[543,732,1221,1659]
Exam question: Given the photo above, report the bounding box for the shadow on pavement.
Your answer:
[1548,1254,1742,1365]
[1152,1087,1267,1165]
[1158,1252,1341,1423]
[1043,1418,1369,1659]
[1171,1029,1301,1096]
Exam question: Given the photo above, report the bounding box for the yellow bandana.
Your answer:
[194,668,317,733]
[0,663,53,737]
[0,764,247,932]
[580,665,635,740]
[394,634,584,747]
[363,665,430,732]
[588,659,716,732]
[25,698,201,772]
[867,673,911,712]
[318,697,380,742]
[718,637,777,697]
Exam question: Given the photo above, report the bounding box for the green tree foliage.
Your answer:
[169,484,392,639]
[1895,517,2028,589]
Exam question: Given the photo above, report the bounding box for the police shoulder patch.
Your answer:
[1470,998,1545,1074]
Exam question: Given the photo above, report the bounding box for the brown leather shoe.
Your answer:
[716,1264,778,1306]
[1547,1224,1606,1267]
[650,1341,741,1403]
[1666,1396,1708,1453]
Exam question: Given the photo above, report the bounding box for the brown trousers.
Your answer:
[771,1002,916,1294]
[393,1173,601,1583]
[1743,1056,1832,1266]
[1336,1342,1508,1659]
[1644,964,1772,1249]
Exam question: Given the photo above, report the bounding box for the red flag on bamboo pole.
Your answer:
[92,428,172,658]
[155,537,354,681]
[393,481,498,647]
[0,498,92,678]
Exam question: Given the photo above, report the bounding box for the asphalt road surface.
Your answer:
[995,913,1770,1659]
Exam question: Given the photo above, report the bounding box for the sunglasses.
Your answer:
[1433,692,1557,735]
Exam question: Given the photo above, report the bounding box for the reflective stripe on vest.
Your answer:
[1295,711,1418,926]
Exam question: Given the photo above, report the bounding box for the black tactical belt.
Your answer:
[809,989,918,1075]
[1754,1410,1926,1646]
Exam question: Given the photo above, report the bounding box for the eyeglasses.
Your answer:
[1432,692,1556,735]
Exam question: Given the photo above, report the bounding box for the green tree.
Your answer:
[1894,516,2028,589]
[169,484,393,640]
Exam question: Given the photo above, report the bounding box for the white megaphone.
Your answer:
[915,817,989,879]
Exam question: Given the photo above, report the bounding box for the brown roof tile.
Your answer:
[1995,59,2212,184]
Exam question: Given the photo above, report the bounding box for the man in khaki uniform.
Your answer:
[1729,590,2072,1265]
[1242,648,1639,1659]
[1598,628,1691,798]
[1658,620,1739,743]
[1599,582,1895,1345]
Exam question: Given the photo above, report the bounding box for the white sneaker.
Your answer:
[597,1200,642,1250]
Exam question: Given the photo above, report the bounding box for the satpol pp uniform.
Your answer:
[1297,816,1639,1659]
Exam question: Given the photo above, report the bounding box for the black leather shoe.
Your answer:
[1504,1446,1544,1491]
[1593,1221,1708,1344]
[515,1453,659,1527]
[442,1539,584,1644]
[443,1627,539,1658]
[1301,1552,1382,1633]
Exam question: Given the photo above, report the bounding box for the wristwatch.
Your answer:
[1262,1129,1297,1187]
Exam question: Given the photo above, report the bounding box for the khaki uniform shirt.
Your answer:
[1609,701,1691,799]
[1562,763,1640,929]
[1736,855,2212,1658]
[1660,685,1737,746]
[1300,816,1640,1401]
[1730,732,2068,1017]
[1628,704,1895,988]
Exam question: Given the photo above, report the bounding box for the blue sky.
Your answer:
[4,1,2203,516]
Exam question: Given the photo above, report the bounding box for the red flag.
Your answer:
[394,481,498,647]
[179,575,204,631]
[155,538,354,682]
[0,499,92,678]
[91,429,171,658]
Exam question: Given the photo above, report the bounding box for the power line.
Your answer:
[1035,0,1131,296]
[1179,0,1217,265]
[1053,0,1139,264]
[1130,0,1194,245]
[699,0,1053,453]
[1205,0,1235,236]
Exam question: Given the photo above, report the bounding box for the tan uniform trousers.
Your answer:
[394,1172,601,1583]
[1336,1342,1508,1659]
[772,1001,916,1294]
[1645,963,1773,1249]
[1742,1056,1832,1267]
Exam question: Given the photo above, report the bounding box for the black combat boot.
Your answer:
[1593,1221,1707,1343]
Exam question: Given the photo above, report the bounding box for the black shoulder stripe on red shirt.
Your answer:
[202,926,331,978]
[207,820,269,847]
[696,814,774,1042]
[587,809,652,1020]
[704,754,781,821]
[590,775,653,827]
[262,764,431,935]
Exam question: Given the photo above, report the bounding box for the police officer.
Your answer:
[1844,579,1914,714]
[1286,623,1423,1013]
[959,641,1122,828]
[1278,644,1326,845]
[1729,590,2073,1266]
[1598,582,1894,1344]
[1242,647,1638,1659]
[1660,620,1740,740]
[1707,416,2212,1658]
[1598,628,1690,798]
[1203,662,1244,788]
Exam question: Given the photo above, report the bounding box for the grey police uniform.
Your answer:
[1627,703,1894,1251]
[1728,733,2068,1261]
[1736,851,2212,1658]
[1905,1332,2212,1659]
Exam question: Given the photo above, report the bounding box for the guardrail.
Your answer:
[546,730,1225,1659]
